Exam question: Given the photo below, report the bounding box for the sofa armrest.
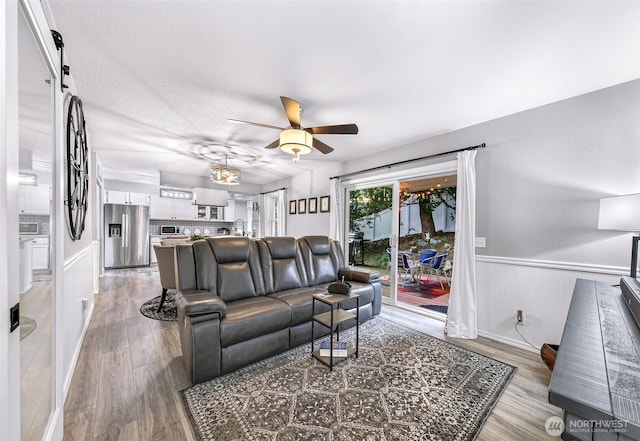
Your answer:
[176,290,227,319]
[339,268,380,284]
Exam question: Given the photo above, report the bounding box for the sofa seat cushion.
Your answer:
[268,287,331,326]
[220,297,291,347]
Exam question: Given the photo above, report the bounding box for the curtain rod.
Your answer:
[331,142,486,180]
[260,187,287,195]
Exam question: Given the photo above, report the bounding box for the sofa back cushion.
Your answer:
[259,237,308,293]
[298,236,340,286]
[192,237,265,302]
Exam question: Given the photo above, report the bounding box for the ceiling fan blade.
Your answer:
[264,139,280,149]
[306,124,359,135]
[280,96,301,129]
[228,119,283,131]
[312,138,334,154]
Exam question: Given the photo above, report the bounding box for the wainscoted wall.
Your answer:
[62,243,96,397]
[476,256,622,351]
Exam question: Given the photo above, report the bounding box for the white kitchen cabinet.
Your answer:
[224,200,235,221]
[150,236,162,264]
[19,237,33,294]
[149,195,193,220]
[193,204,224,220]
[19,184,50,215]
[128,192,151,205]
[32,236,49,270]
[104,190,150,206]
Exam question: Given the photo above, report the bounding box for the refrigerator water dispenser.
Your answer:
[109,224,122,237]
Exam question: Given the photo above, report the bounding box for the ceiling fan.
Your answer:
[229,96,358,162]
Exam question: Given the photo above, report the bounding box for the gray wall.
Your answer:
[337,79,640,269]
[264,163,341,238]
[270,79,640,348]
[475,79,640,267]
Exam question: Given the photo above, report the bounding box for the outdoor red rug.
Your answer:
[381,278,450,313]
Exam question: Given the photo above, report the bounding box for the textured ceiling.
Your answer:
[40,0,640,186]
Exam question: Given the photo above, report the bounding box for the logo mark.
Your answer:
[545,416,564,437]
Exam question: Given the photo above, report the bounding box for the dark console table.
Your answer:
[549,278,640,440]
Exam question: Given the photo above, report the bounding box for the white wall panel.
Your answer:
[476,256,621,351]
[62,244,95,397]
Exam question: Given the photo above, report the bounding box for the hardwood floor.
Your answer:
[64,268,561,440]
[21,278,53,441]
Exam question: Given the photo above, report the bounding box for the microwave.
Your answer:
[160,225,180,235]
[19,222,39,235]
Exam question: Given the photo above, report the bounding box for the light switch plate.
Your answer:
[475,237,486,248]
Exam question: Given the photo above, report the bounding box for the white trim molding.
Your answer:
[474,254,620,354]
[476,254,628,276]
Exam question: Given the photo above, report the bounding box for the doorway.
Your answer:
[342,160,457,318]
[394,175,456,316]
[18,6,55,440]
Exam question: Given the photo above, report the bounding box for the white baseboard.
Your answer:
[63,301,94,401]
[478,329,539,353]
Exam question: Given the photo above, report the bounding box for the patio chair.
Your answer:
[398,252,419,285]
[417,249,437,280]
[424,252,449,289]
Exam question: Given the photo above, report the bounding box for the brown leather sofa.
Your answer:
[174,235,381,384]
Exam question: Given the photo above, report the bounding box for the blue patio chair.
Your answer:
[424,252,449,289]
[417,249,437,280]
[398,252,419,285]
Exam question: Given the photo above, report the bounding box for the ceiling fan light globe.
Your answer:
[279,129,313,155]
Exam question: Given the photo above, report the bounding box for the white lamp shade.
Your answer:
[279,129,313,155]
[598,193,640,231]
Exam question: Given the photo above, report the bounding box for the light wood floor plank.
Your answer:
[132,362,194,441]
[64,268,563,440]
[93,347,137,438]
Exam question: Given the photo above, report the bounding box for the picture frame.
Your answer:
[289,200,297,215]
[308,197,318,213]
[320,195,330,213]
[298,198,307,214]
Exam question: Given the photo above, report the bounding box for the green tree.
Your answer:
[349,187,393,233]
[407,187,456,237]
[349,185,456,238]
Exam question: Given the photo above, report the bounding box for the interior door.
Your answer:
[17,4,55,439]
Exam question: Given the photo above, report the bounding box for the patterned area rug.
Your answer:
[182,317,516,440]
[20,316,37,341]
[139,292,177,321]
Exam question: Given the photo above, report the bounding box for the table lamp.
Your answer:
[598,193,640,278]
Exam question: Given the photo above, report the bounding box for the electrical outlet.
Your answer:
[516,309,524,325]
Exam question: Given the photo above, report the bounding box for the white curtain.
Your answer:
[446,150,477,338]
[329,178,341,241]
[276,188,287,236]
[258,194,266,238]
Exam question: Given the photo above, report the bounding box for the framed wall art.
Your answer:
[289,200,297,215]
[298,198,307,214]
[308,197,318,213]
[320,195,330,213]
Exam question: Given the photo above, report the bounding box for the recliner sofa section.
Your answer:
[174,235,381,384]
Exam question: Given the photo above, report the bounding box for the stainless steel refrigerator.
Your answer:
[104,203,150,268]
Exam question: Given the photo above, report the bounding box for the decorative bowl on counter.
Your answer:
[190,234,207,241]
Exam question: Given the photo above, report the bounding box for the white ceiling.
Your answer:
[41,0,640,186]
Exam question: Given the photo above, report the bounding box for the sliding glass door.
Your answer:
[346,185,395,299]
[395,175,456,316]
[341,159,458,318]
